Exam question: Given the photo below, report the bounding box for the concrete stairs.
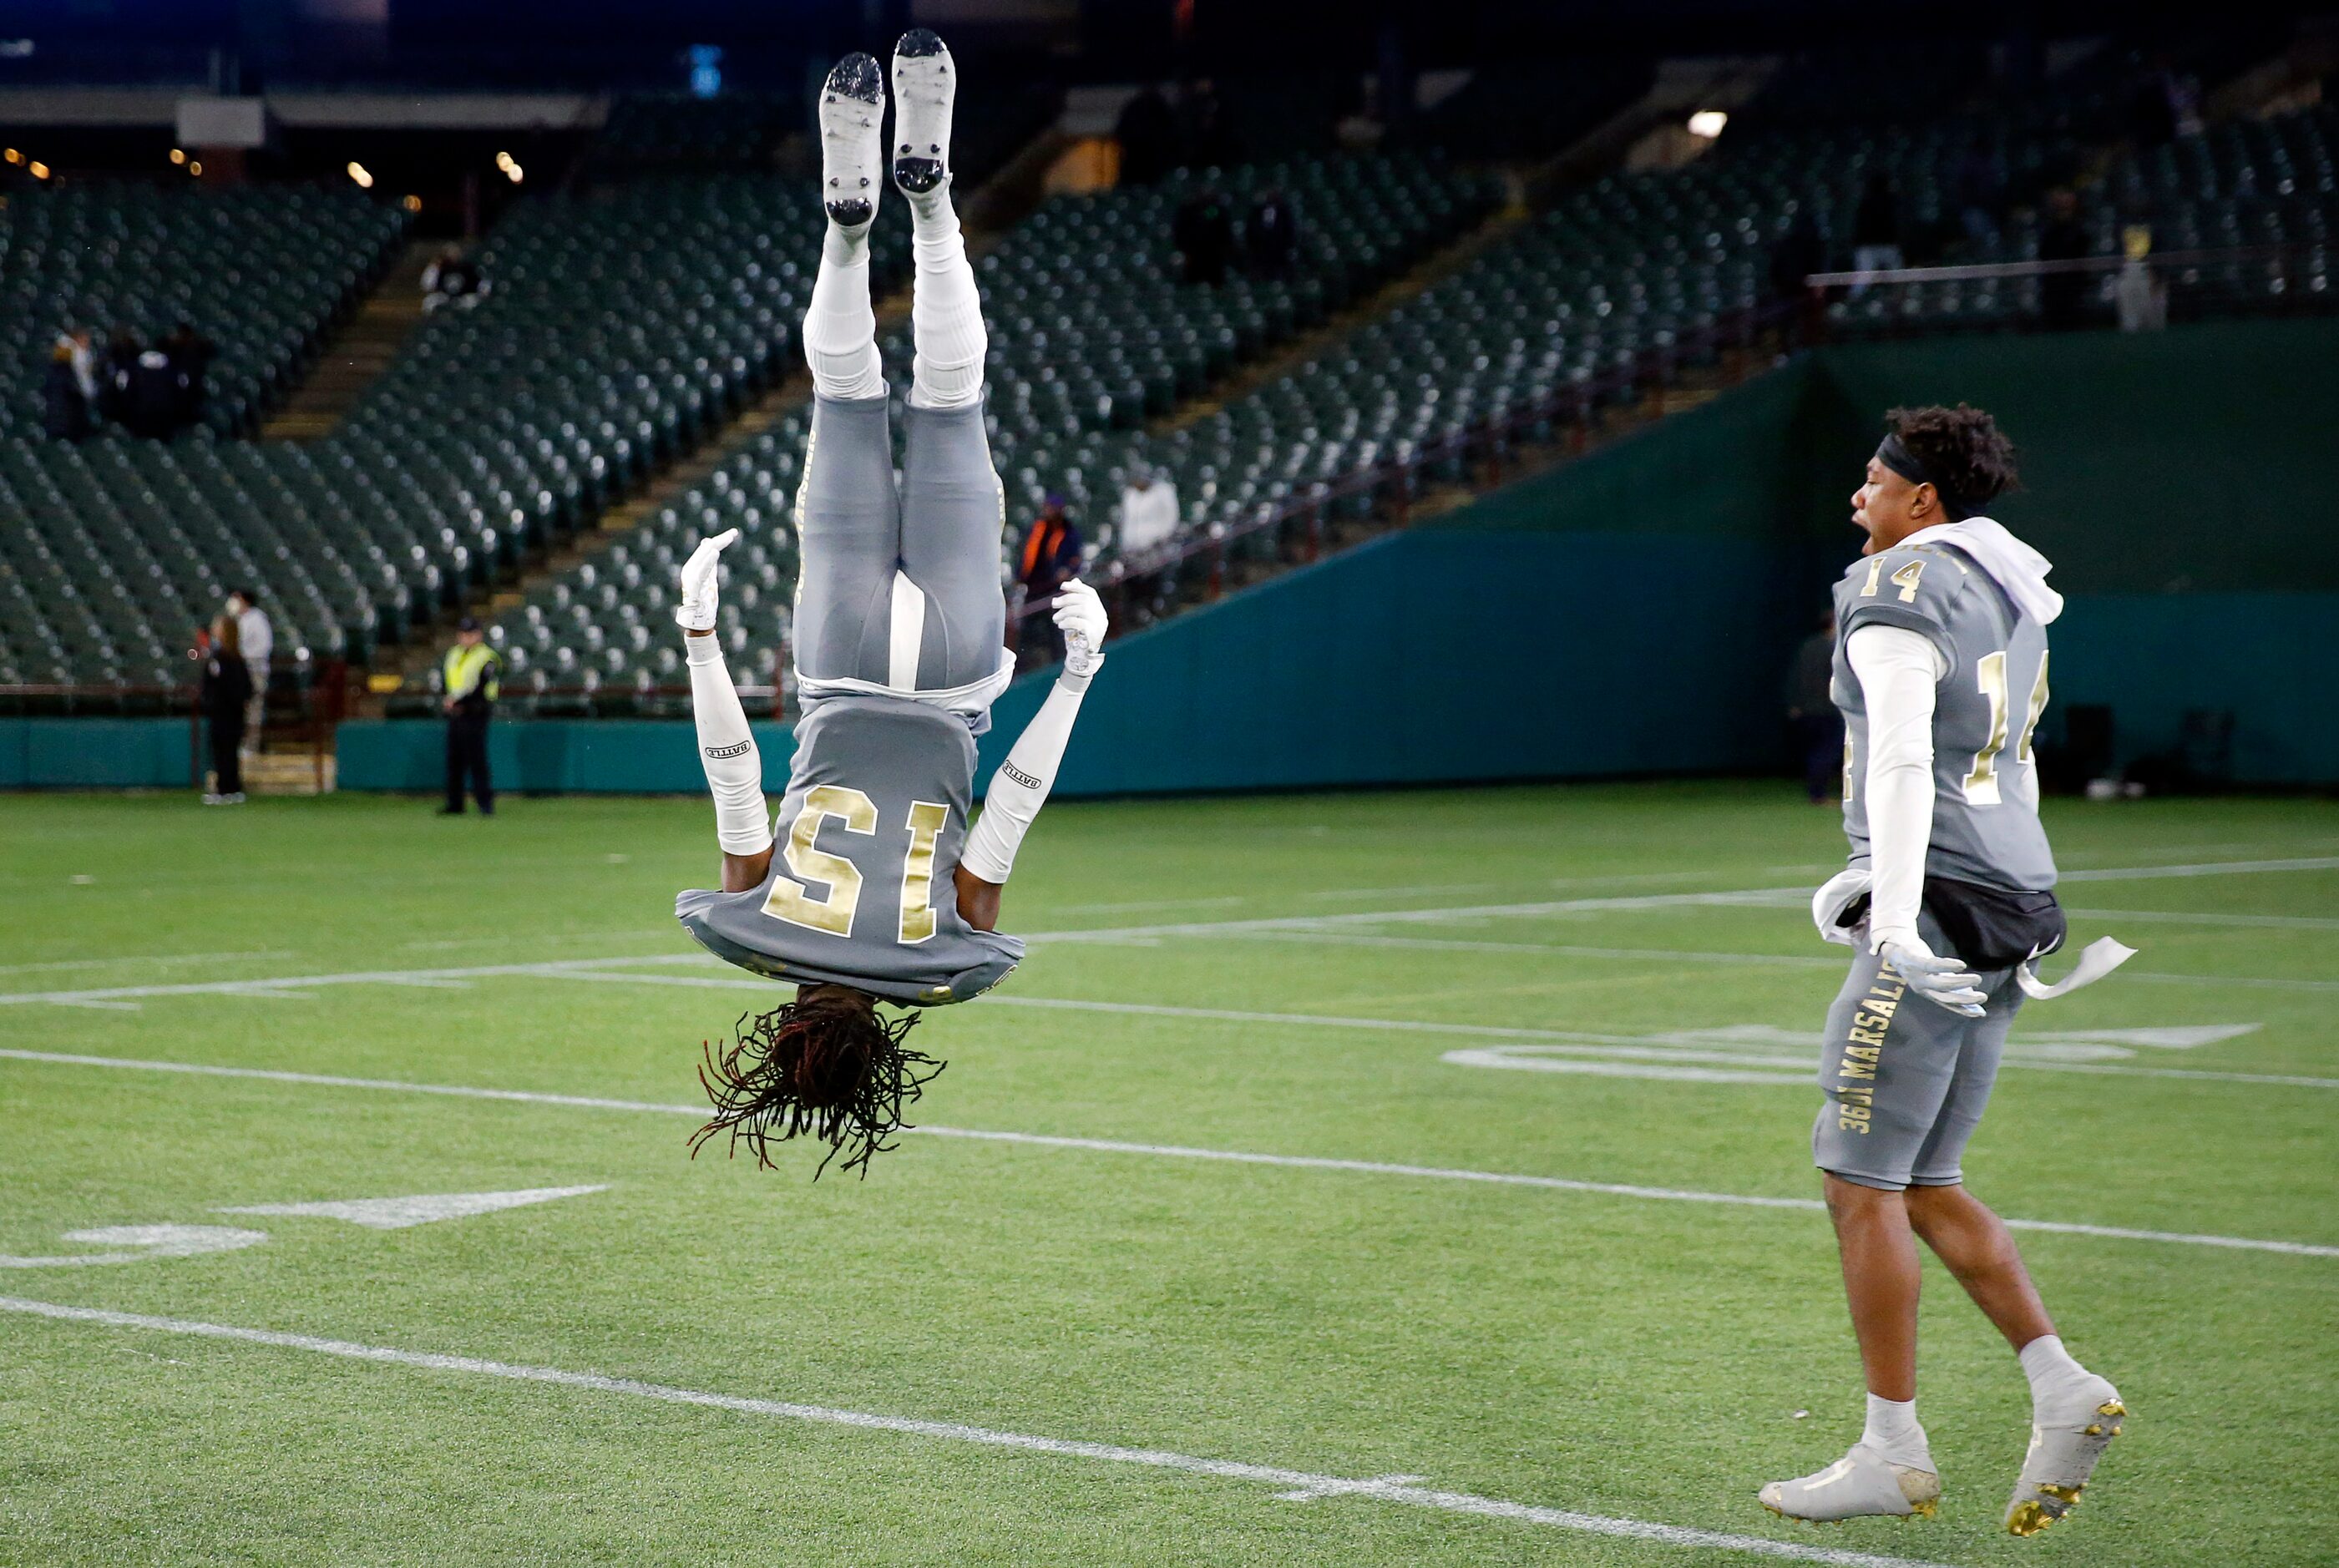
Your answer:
[259,240,437,442]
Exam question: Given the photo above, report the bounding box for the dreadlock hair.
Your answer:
[1885,403,2021,513]
[688,989,945,1179]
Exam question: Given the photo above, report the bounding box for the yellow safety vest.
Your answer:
[443,642,499,704]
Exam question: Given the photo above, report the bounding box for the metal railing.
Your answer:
[0,659,350,792]
[1011,296,1803,649]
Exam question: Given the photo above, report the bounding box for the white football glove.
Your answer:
[673,529,739,631]
[1054,578,1106,685]
[1876,930,1987,1019]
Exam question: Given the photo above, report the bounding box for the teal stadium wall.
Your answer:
[19,321,2337,792]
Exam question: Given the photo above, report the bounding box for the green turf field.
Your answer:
[1,783,2332,1566]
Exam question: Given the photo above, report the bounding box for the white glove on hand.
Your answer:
[1877,930,1987,1018]
[1054,578,1106,685]
[673,529,739,632]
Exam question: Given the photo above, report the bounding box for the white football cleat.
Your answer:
[1761,1444,1941,1523]
[889,28,954,198]
[2003,1375,2127,1536]
[818,53,884,231]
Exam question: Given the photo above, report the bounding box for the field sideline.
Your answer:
[1,783,2332,1565]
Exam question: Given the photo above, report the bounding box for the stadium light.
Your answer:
[28,160,48,180]
[347,161,373,189]
[188,160,203,177]
[494,150,514,171]
[170,148,187,165]
[1686,110,1728,140]
[503,161,524,184]
[3,149,19,164]
[402,195,423,213]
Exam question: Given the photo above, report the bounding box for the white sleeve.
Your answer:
[959,675,1088,884]
[686,635,772,857]
[1847,623,1947,951]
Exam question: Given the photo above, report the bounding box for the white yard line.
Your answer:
[0,950,294,978]
[3,1047,2333,1258]
[2058,856,2339,881]
[2067,908,2339,931]
[0,1295,1952,1568]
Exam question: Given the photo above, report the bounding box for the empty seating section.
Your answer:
[0,176,906,690]
[491,418,808,704]
[470,151,1500,703]
[961,154,1500,534]
[1828,104,2335,331]
[582,93,800,178]
[0,184,404,437]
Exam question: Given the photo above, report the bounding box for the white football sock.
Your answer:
[804,240,885,402]
[908,218,984,410]
[1861,1394,1935,1474]
[686,635,772,857]
[2018,1334,2104,1415]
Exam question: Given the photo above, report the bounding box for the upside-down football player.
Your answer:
[671,33,1106,1177]
[1761,405,2136,1536]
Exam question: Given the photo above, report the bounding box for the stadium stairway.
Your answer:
[258,240,437,442]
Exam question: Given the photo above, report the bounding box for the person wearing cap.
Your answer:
[1016,492,1084,664]
[439,616,499,817]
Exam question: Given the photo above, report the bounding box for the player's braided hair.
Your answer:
[688,992,944,1179]
[1885,404,2021,510]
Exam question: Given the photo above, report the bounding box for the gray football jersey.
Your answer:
[1832,540,2058,893]
[676,695,1024,1005]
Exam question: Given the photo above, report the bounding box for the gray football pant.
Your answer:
[1810,908,2028,1191]
[792,392,1005,691]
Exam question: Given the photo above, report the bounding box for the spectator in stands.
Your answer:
[163,322,215,428]
[2114,225,2168,333]
[1248,188,1299,281]
[1785,609,1840,805]
[423,248,487,312]
[1952,145,2004,252]
[1116,84,1180,186]
[1181,78,1238,169]
[1017,493,1084,663]
[226,589,273,758]
[42,341,89,442]
[1117,464,1181,556]
[2037,188,2090,331]
[439,615,499,817]
[66,330,99,411]
[200,615,252,805]
[120,344,189,438]
[1849,173,1904,295]
[1173,186,1235,287]
[98,327,140,427]
[1770,210,1830,305]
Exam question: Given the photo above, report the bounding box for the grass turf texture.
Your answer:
[0,783,2332,1566]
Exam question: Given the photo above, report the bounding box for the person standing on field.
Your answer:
[1763,405,2134,1537]
[200,615,252,805]
[227,589,271,758]
[439,616,499,816]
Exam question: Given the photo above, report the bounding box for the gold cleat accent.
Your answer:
[2039,1483,2084,1503]
[1908,1497,1939,1519]
[2007,1500,2054,1536]
[2099,1400,2127,1418]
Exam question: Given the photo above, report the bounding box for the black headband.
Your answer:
[1876,432,1977,520]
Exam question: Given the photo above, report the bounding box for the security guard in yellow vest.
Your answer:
[438,615,499,816]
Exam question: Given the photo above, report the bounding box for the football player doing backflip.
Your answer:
[672,33,1106,1176]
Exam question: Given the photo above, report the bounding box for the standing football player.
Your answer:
[1761,406,2130,1536]
[673,33,1107,1176]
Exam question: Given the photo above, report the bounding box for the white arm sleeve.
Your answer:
[686,635,772,857]
[1848,623,1947,952]
[959,675,1087,884]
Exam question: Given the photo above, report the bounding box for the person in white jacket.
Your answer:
[1762,406,2131,1537]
